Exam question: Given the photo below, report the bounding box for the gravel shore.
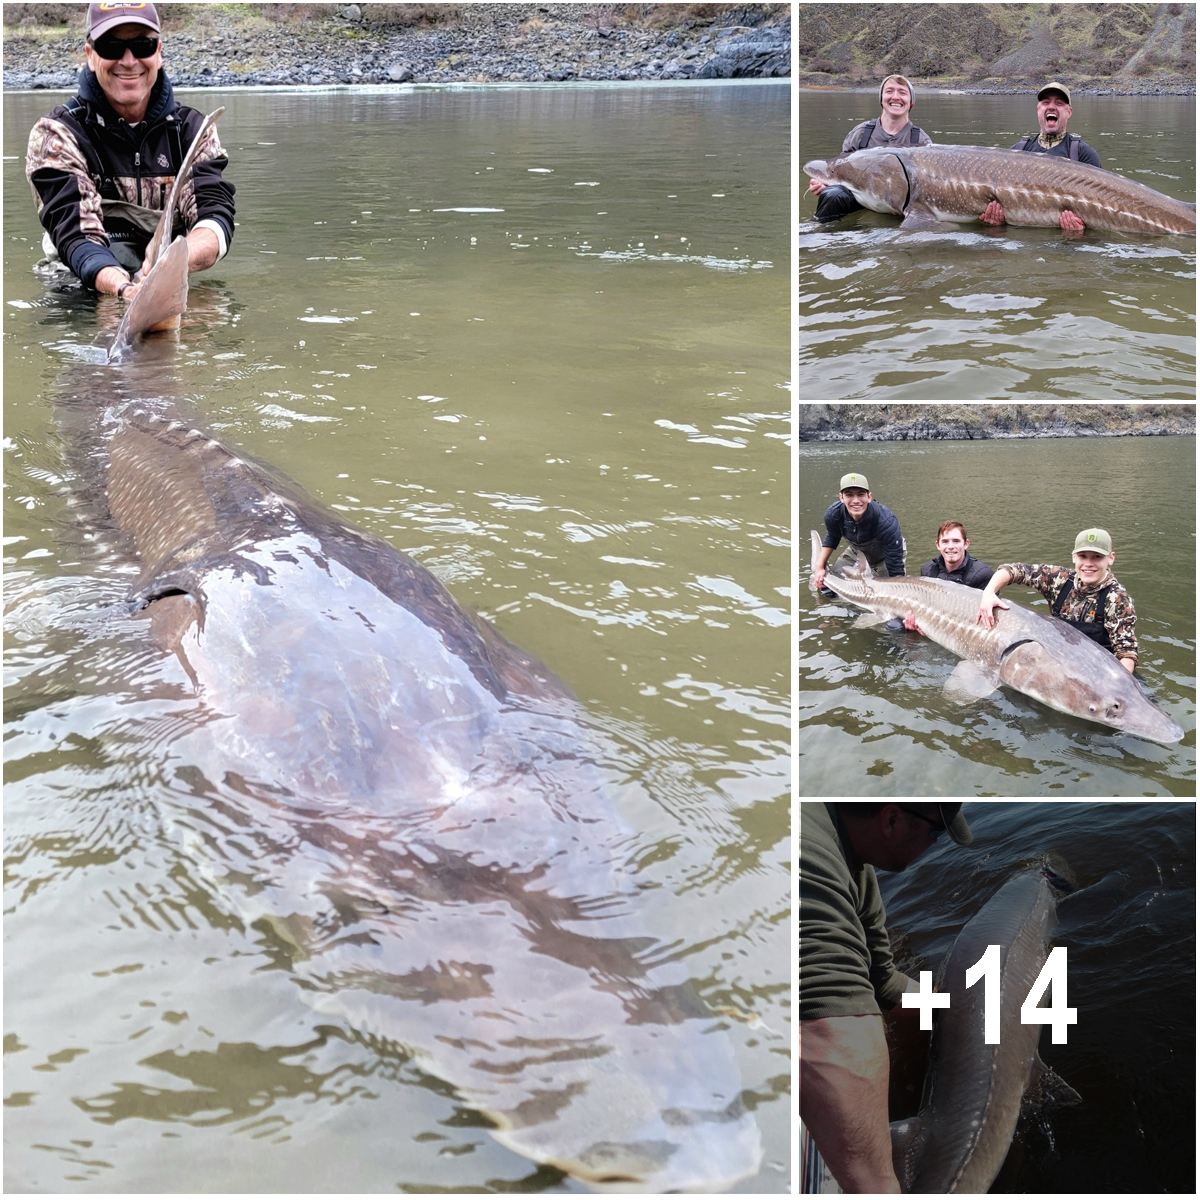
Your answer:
[4,3,790,90]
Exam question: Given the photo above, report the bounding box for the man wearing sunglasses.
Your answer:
[800,803,972,1192]
[25,2,235,303]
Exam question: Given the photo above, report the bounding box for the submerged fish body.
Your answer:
[891,871,1081,1193]
[804,144,1197,235]
[54,381,762,1192]
[810,533,1183,744]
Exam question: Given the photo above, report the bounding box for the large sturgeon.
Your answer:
[810,533,1184,744]
[40,120,763,1191]
[890,869,1081,1193]
[804,144,1197,235]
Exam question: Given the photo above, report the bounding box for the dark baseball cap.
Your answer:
[87,2,161,40]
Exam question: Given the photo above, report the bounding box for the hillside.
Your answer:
[798,404,1197,440]
[797,2,1195,94]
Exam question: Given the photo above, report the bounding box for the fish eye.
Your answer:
[1088,704,1097,713]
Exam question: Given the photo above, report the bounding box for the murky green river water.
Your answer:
[799,436,1196,797]
[3,84,789,1192]
[800,92,1196,401]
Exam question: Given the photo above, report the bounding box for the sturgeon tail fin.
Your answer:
[108,236,189,362]
[139,106,226,279]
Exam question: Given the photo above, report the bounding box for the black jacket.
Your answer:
[27,69,235,288]
[920,553,994,589]
[822,500,906,577]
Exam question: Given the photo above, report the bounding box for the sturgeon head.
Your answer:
[804,147,911,216]
[994,617,1184,744]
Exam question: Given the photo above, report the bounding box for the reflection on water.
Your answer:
[799,91,1196,401]
[3,84,789,1192]
[798,437,1196,797]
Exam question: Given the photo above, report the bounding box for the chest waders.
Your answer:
[1051,575,1115,650]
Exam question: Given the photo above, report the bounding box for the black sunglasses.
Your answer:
[90,34,159,60]
[899,807,945,841]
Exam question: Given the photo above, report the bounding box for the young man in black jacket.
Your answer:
[918,520,994,588]
[25,2,235,305]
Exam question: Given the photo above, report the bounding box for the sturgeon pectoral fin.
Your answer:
[899,206,955,232]
[853,611,891,629]
[945,659,1001,701]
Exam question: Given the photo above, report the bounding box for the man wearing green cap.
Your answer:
[976,528,1139,673]
[812,473,906,593]
[980,82,1101,233]
[801,803,973,1192]
[809,74,933,223]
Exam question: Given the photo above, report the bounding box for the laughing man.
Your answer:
[980,82,1101,233]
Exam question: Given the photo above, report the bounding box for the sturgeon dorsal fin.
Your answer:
[1024,1054,1083,1113]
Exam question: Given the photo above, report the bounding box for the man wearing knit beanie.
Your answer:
[809,75,933,223]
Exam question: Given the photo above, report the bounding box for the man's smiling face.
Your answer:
[840,488,871,520]
[881,80,912,119]
[85,22,162,120]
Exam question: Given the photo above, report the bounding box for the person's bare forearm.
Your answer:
[185,225,220,273]
[800,1015,900,1193]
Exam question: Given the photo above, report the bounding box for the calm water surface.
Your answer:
[799,92,1196,401]
[876,801,1195,1194]
[799,438,1196,797]
[3,84,790,1192]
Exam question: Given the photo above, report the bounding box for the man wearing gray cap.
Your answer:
[800,803,974,1192]
[976,528,1140,674]
[812,472,907,594]
[980,82,1101,232]
[809,74,933,223]
[25,2,235,304]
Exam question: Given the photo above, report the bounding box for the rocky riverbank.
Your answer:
[3,3,790,90]
[798,405,1197,441]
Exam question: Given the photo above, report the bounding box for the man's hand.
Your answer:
[1119,656,1137,675]
[800,1015,901,1193]
[979,200,1006,225]
[809,177,828,196]
[813,566,827,590]
[95,265,134,299]
[902,610,924,636]
[1059,208,1085,235]
[977,592,1010,628]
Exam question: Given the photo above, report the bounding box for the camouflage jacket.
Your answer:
[999,563,1138,663]
[26,69,235,290]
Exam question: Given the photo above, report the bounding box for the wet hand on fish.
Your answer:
[976,592,1011,628]
[979,199,1085,233]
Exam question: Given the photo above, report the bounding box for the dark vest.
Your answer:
[856,120,926,150]
[1051,574,1114,649]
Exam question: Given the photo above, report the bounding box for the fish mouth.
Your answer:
[803,157,831,182]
